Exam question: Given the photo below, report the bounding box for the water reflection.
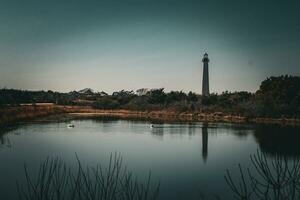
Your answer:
[0,127,14,149]
[188,124,196,136]
[202,123,208,162]
[150,124,164,139]
[0,119,300,200]
[2,119,300,160]
[0,134,11,149]
[254,124,300,157]
[74,118,300,161]
[149,123,198,139]
[146,122,300,160]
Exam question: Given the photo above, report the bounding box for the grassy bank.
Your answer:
[68,110,300,125]
[0,104,66,126]
[1,104,300,127]
[67,110,247,123]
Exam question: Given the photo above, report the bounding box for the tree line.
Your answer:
[1,75,299,118]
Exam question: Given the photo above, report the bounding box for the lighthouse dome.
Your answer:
[202,53,209,62]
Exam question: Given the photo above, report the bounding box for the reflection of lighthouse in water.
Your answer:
[202,123,208,162]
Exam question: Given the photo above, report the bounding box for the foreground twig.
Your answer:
[17,153,160,200]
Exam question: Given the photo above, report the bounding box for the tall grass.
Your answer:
[0,105,64,126]
[17,153,160,200]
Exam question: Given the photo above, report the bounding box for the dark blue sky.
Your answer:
[1,0,299,93]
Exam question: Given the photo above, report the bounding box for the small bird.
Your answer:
[68,124,75,128]
[150,124,154,128]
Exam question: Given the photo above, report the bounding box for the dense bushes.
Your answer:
[1,75,299,118]
[92,97,120,109]
[255,75,300,117]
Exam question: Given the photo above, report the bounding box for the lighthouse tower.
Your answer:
[202,53,210,96]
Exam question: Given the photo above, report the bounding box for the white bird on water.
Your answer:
[150,124,154,128]
[68,124,75,128]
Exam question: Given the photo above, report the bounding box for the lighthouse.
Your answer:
[202,53,210,96]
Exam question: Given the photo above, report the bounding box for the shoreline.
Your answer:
[67,112,300,126]
[1,105,300,127]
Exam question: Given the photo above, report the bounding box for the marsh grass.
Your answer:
[17,153,160,200]
[0,105,64,126]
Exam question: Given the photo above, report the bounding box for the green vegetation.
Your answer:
[255,75,300,117]
[1,75,299,118]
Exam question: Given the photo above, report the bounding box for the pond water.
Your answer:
[0,118,300,200]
